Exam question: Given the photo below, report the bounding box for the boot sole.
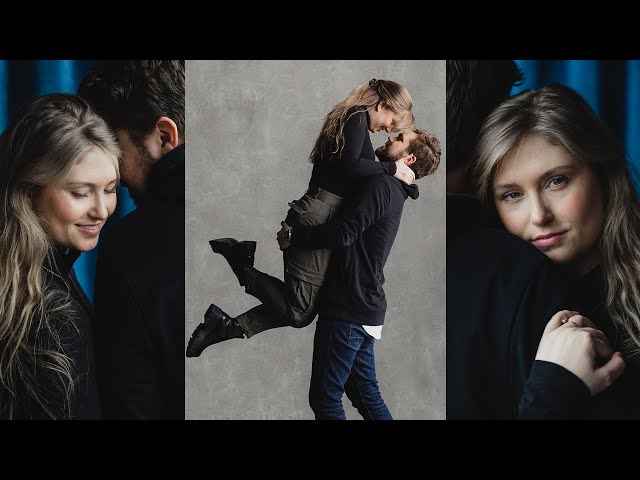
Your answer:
[186,323,208,357]
[209,238,257,258]
[186,305,245,357]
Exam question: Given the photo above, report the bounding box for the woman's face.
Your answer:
[492,135,605,275]
[34,146,119,252]
[368,101,403,133]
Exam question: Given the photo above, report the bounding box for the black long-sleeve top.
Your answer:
[519,361,591,419]
[520,267,640,419]
[308,107,396,198]
[3,247,102,420]
[449,194,640,419]
[447,194,578,419]
[568,267,640,418]
[292,175,418,326]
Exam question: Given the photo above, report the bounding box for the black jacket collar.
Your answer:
[138,143,185,206]
[50,245,81,274]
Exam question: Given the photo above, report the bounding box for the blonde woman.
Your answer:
[187,78,425,357]
[473,83,640,417]
[0,94,120,419]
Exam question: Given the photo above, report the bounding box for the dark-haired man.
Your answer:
[79,60,185,419]
[278,128,441,420]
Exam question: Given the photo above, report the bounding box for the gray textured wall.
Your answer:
[185,60,446,419]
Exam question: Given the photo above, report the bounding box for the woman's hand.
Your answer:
[276,221,292,251]
[393,157,415,185]
[535,310,625,396]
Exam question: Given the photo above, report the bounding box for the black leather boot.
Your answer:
[209,238,256,287]
[186,303,245,357]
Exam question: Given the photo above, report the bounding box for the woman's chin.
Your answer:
[537,248,565,263]
[542,249,593,274]
[77,240,99,252]
[58,238,99,252]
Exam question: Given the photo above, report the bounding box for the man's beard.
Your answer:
[124,144,155,202]
[376,145,405,163]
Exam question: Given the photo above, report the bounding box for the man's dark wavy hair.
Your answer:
[446,60,522,172]
[78,60,185,147]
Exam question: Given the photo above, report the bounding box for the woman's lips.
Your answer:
[76,223,102,237]
[532,231,566,248]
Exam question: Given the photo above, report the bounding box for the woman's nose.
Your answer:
[530,195,554,226]
[90,195,109,220]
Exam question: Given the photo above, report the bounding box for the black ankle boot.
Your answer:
[209,238,256,287]
[186,303,245,358]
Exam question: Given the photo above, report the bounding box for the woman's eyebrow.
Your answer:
[64,179,118,187]
[494,181,520,192]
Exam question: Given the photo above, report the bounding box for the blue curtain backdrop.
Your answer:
[513,60,640,191]
[0,60,136,301]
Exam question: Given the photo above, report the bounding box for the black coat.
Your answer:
[93,144,185,419]
[3,247,102,420]
[447,194,577,419]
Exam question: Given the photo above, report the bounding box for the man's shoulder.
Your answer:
[98,204,183,260]
[99,209,144,247]
[368,175,419,199]
[454,226,549,264]
[353,175,394,202]
[363,173,393,189]
[450,226,564,299]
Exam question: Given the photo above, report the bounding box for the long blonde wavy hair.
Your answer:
[473,83,640,357]
[0,94,120,419]
[310,78,414,165]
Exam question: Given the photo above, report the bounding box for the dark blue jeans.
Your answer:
[309,316,392,420]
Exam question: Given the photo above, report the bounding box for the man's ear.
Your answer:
[404,153,416,166]
[156,116,180,155]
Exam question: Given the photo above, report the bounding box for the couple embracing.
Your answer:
[0,60,184,420]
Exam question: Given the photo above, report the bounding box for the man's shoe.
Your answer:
[186,303,245,357]
[209,238,256,287]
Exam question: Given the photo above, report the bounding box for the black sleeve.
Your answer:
[67,312,102,420]
[508,254,579,416]
[292,178,390,249]
[93,249,162,419]
[335,111,396,177]
[28,309,102,420]
[518,360,590,419]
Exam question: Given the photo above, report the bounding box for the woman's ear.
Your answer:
[378,100,387,110]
